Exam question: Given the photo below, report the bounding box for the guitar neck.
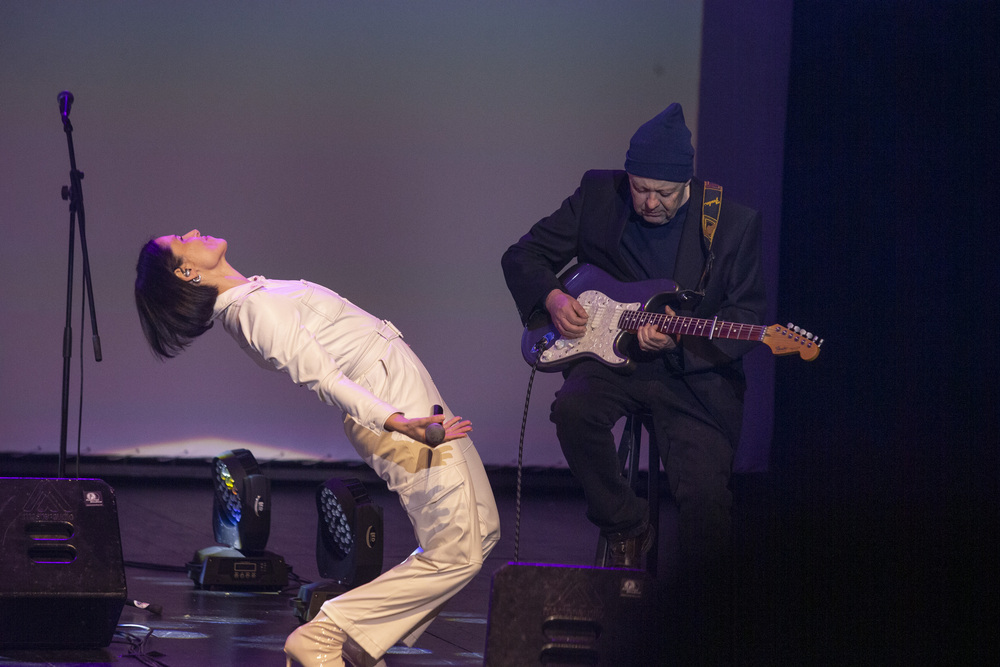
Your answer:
[619,310,765,342]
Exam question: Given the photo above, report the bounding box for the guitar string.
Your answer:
[617,310,767,340]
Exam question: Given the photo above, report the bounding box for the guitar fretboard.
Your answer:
[618,310,765,342]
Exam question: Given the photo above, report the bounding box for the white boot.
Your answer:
[284,613,347,667]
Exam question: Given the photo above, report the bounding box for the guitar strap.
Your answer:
[695,181,722,293]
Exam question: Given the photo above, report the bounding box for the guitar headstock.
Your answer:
[762,323,823,361]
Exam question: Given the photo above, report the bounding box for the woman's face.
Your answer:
[155,229,227,272]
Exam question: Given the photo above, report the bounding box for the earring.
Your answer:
[182,269,191,277]
[192,275,202,285]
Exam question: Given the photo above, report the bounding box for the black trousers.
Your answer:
[550,359,737,663]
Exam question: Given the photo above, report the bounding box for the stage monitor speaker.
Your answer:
[484,562,661,666]
[0,478,127,650]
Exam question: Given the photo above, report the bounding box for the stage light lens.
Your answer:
[319,486,354,558]
[213,460,241,525]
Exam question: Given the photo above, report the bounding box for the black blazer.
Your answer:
[501,170,767,442]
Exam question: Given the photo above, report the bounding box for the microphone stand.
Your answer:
[57,91,102,478]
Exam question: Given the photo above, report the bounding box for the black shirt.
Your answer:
[620,200,689,281]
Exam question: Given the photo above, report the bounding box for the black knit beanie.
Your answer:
[624,103,694,182]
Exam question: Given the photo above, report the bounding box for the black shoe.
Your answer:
[603,523,654,569]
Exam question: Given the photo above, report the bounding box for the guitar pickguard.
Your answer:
[536,290,639,369]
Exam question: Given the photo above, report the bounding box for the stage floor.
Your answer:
[0,466,783,666]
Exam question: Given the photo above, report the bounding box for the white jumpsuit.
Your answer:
[213,277,500,660]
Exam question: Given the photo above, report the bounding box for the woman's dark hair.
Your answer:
[134,238,219,359]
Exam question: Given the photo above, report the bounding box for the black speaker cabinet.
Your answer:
[0,478,127,649]
[484,562,660,666]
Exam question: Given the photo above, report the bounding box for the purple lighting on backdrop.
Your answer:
[0,1,792,474]
[699,0,793,472]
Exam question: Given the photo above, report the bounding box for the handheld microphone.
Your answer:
[425,405,446,446]
[58,91,74,118]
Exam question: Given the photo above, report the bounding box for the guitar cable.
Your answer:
[513,336,553,562]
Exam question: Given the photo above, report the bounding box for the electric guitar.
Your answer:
[520,263,822,372]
